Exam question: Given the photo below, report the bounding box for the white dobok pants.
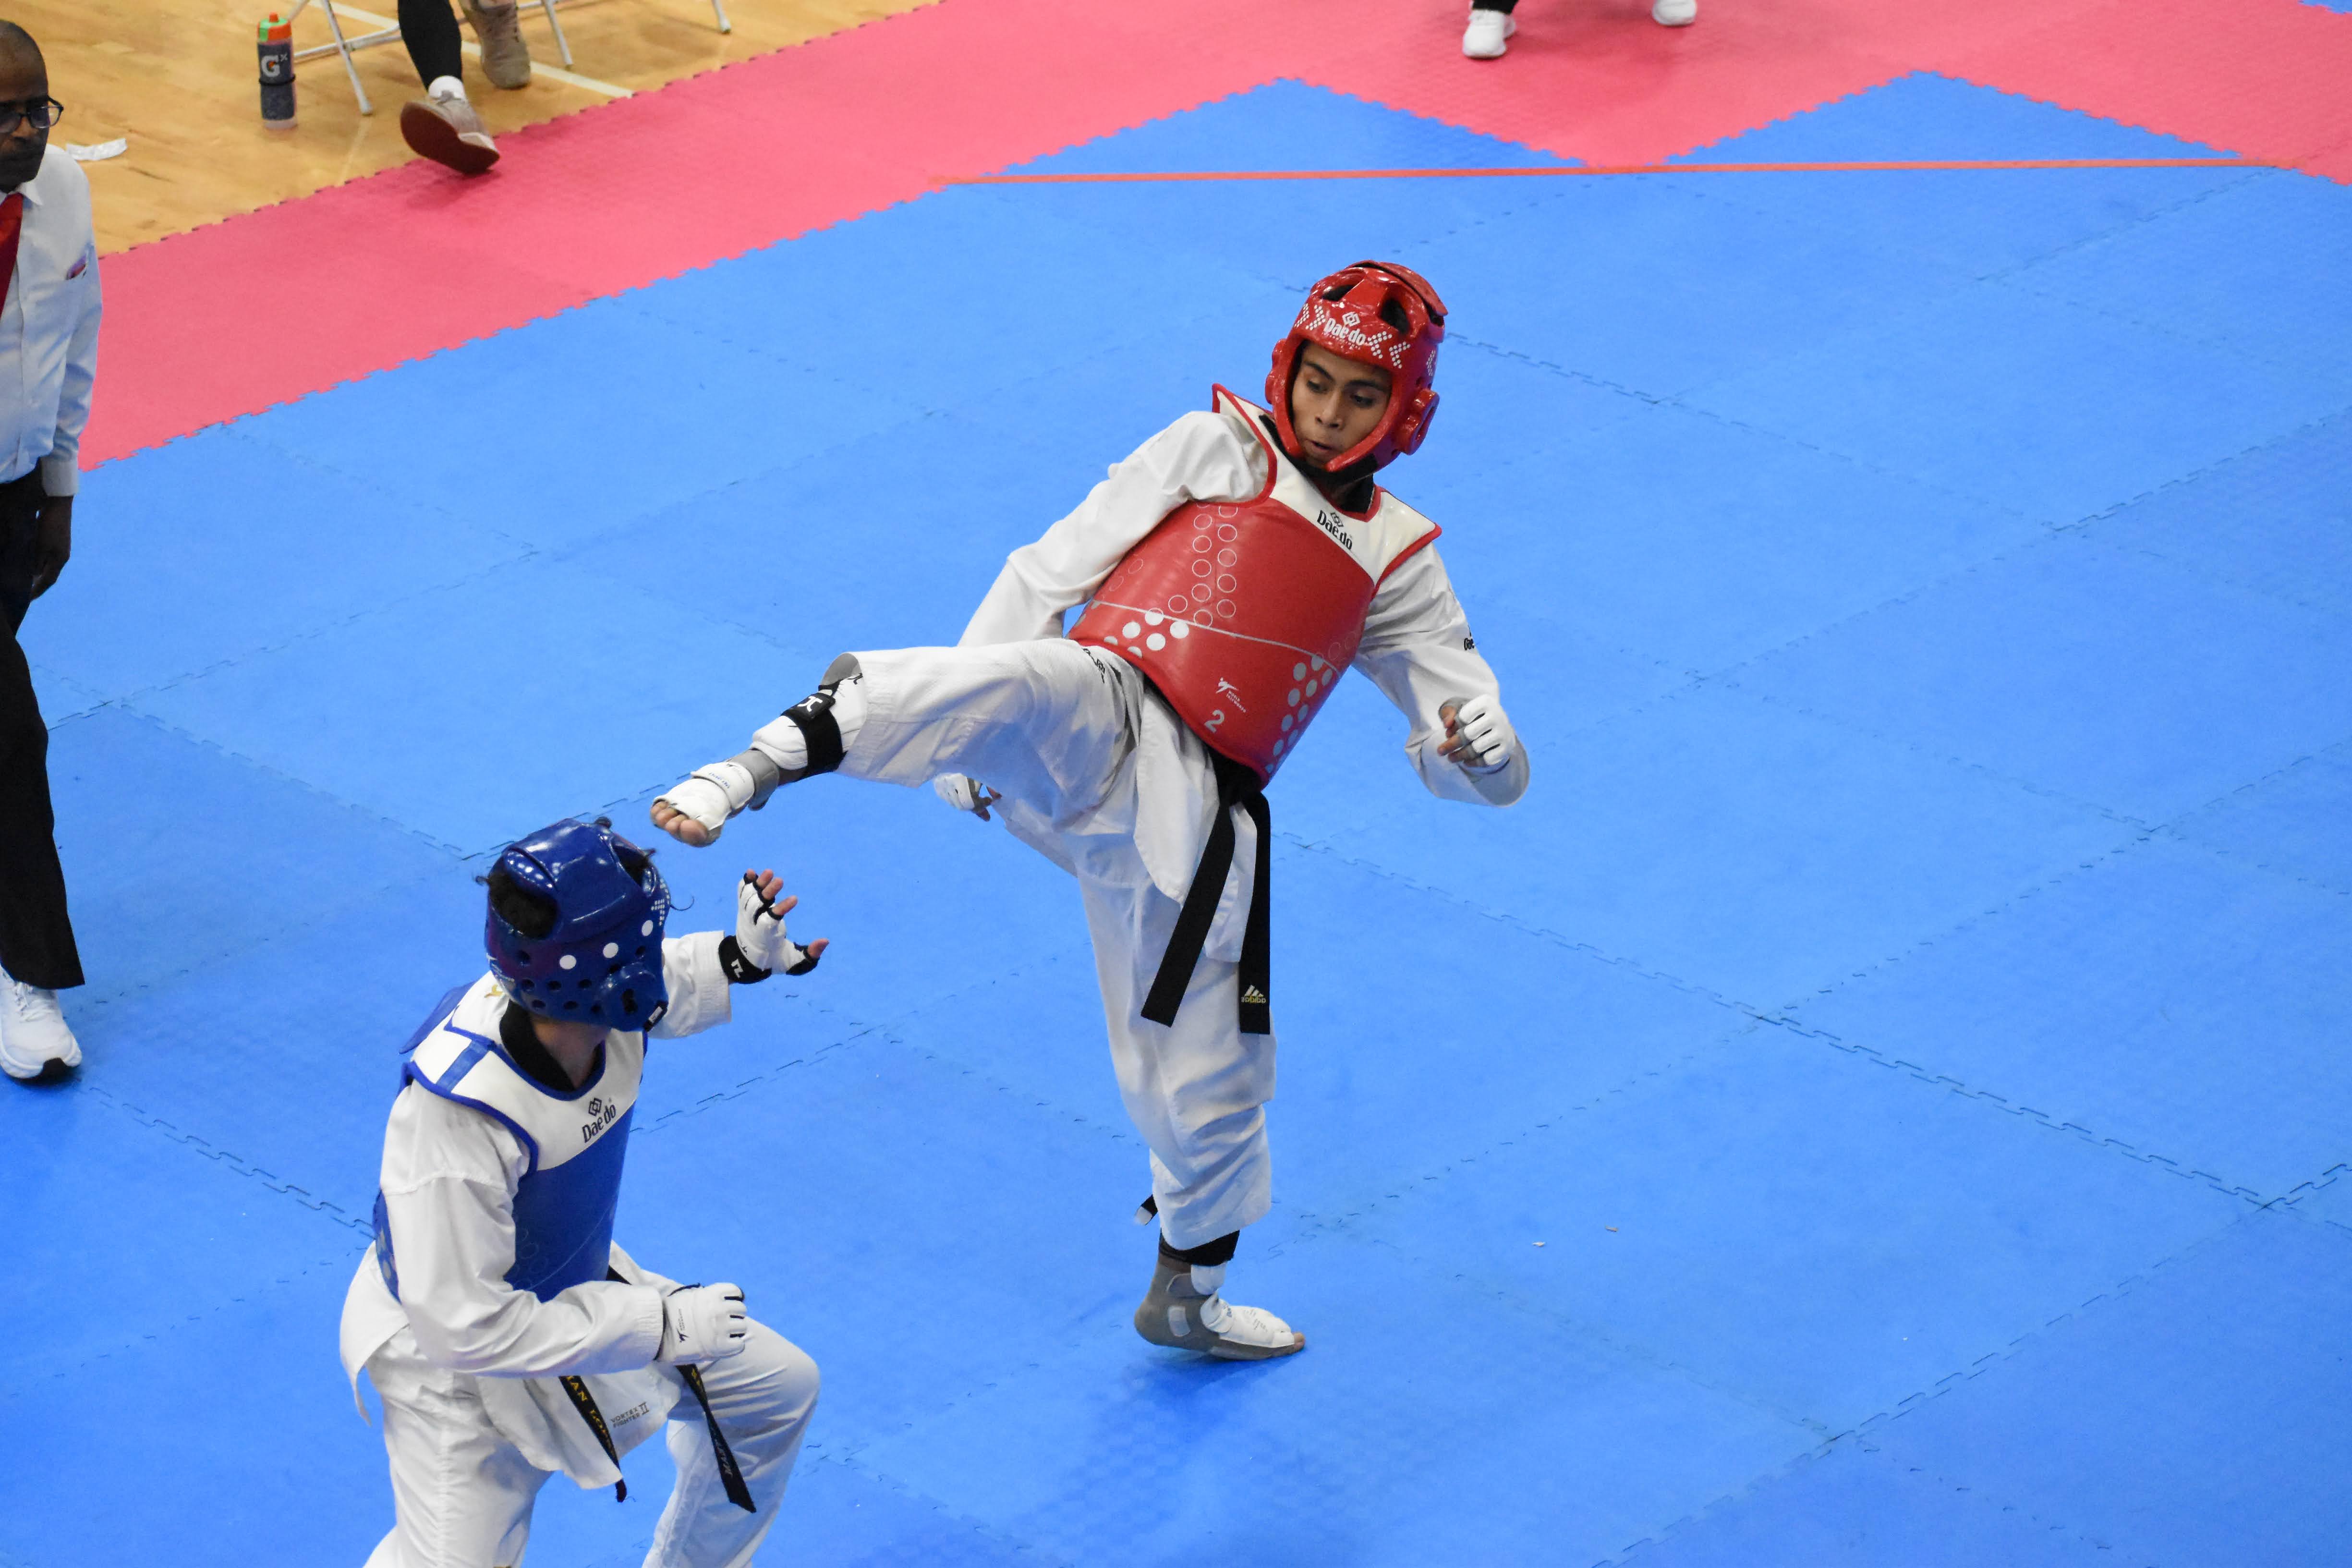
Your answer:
[363,1313,819,1568]
[842,639,1274,1249]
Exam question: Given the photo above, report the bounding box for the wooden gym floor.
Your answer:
[19,0,932,254]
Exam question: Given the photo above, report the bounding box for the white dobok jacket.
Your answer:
[338,932,732,1485]
[963,401,1528,904]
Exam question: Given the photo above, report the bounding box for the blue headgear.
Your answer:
[485,818,672,1033]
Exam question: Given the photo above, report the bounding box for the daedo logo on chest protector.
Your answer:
[1070,387,1439,783]
[377,980,649,1305]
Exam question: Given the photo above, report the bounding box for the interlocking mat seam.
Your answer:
[1606,1216,2268,1566]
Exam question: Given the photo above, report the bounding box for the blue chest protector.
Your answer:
[373,975,645,1303]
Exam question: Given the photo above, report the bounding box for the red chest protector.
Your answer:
[1070,387,1440,784]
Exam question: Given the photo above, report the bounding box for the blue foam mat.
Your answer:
[1320,680,2133,1011]
[1861,1210,2352,1566]
[46,705,458,1004]
[1684,278,2352,526]
[2083,407,2352,622]
[1418,399,2044,672]
[2169,741,2352,894]
[1666,73,2255,278]
[2005,168,2352,381]
[1403,177,1977,401]
[242,295,927,555]
[1793,835,2352,1203]
[1342,1026,2247,1437]
[0,1265,388,1564]
[12,72,2351,1566]
[0,1081,365,1391]
[1626,1438,2114,1566]
[848,1248,1814,1568]
[1730,531,2352,824]
[128,556,821,854]
[22,426,529,703]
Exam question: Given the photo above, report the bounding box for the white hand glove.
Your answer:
[655,761,756,842]
[1444,694,1517,773]
[736,871,817,976]
[657,1283,748,1366]
[933,774,1001,820]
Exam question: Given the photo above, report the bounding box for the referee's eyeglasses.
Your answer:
[0,99,64,134]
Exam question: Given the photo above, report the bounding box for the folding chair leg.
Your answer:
[317,0,376,115]
[710,0,732,33]
[536,0,576,69]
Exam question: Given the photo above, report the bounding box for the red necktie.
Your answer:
[0,192,21,313]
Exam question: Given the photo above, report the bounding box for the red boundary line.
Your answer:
[950,157,2273,184]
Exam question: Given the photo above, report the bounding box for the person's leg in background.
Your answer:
[1462,0,1697,60]
[1462,0,1516,59]
[0,470,84,1084]
[396,0,531,177]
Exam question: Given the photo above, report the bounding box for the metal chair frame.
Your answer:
[284,0,728,116]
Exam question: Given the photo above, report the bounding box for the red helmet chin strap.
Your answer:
[1267,260,1448,478]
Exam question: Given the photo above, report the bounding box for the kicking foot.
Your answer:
[1652,0,1697,24]
[400,93,499,175]
[463,0,533,88]
[0,976,81,1083]
[1462,6,1514,57]
[1133,1256,1305,1361]
[650,791,724,846]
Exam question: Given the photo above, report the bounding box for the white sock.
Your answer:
[1188,1262,1226,1296]
[428,75,468,101]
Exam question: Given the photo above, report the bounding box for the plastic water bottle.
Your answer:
[258,14,296,131]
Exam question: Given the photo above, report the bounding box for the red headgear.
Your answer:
[1266,260,1448,477]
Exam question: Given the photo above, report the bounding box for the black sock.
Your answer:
[1159,1230,1238,1269]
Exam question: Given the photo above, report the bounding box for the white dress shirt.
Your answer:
[0,144,100,495]
[960,403,1531,814]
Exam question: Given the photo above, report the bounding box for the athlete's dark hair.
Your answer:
[485,863,558,940]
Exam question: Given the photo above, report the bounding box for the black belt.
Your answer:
[560,1269,755,1512]
[1142,749,1272,1035]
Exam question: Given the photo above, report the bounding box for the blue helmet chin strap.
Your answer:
[485,818,673,1032]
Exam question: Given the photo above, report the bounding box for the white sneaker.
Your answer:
[1462,7,1515,58]
[0,976,81,1082]
[1652,0,1697,25]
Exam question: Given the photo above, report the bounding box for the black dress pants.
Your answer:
[0,468,83,991]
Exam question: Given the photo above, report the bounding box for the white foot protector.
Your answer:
[0,978,80,1081]
[1653,0,1697,25]
[1133,1256,1306,1361]
[1462,7,1514,57]
[654,760,757,843]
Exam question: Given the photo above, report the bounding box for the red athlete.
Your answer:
[653,262,1528,1359]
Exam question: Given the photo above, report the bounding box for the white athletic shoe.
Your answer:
[1462,7,1515,58]
[1134,1256,1306,1361]
[0,976,80,1082]
[1652,0,1698,25]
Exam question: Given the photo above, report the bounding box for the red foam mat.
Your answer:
[1936,0,2352,180]
[88,0,2352,463]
